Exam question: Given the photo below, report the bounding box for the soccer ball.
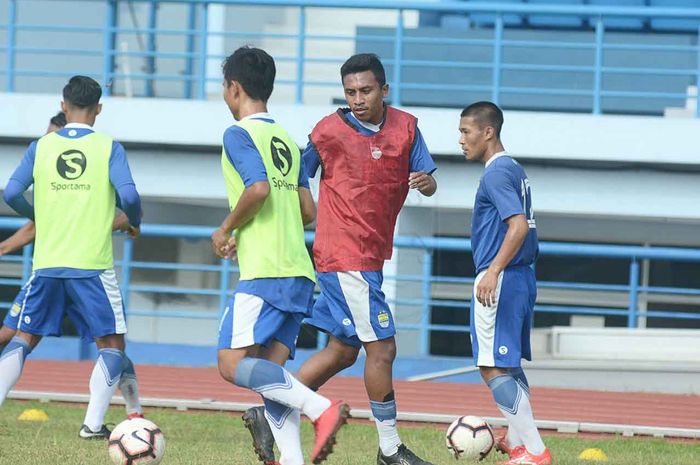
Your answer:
[445,415,494,461]
[108,418,166,465]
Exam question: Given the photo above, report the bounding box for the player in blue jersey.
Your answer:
[460,102,551,465]
[0,77,144,439]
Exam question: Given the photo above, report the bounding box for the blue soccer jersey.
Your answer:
[471,153,538,273]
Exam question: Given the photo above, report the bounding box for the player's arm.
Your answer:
[0,221,35,256]
[212,181,270,258]
[407,128,437,196]
[109,142,142,237]
[212,127,270,258]
[3,142,37,220]
[297,153,316,225]
[477,214,529,306]
[476,171,528,307]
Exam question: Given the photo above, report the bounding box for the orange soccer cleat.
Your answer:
[309,400,350,464]
[498,447,552,465]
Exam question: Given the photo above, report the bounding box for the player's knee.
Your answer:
[334,345,359,369]
[365,338,396,367]
[217,353,237,383]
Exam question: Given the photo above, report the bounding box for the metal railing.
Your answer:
[2,217,700,356]
[1,0,700,115]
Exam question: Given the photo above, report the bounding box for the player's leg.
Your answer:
[296,294,361,389]
[65,270,130,438]
[245,293,361,465]
[314,271,432,465]
[0,325,16,348]
[0,330,41,407]
[0,278,34,349]
[0,274,57,407]
[255,335,305,465]
[472,268,549,465]
[67,302,143,419]
[218,293,348,465]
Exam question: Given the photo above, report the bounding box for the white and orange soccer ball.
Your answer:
[445,415,494,461]
[108,418,166,465]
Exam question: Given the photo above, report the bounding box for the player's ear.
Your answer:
[484,125,495,141]
[60,101,67,113]
[381,83,389,99]
[95,103,103,116]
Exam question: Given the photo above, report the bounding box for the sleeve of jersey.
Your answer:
[109,141,142,227]
[3,141,37,220]
[223,127,268,187]
[408,128,437,174]
[297,154,310,189]
[301,138,322,178]
[483,169,525,221]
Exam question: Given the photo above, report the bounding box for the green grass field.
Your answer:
[0,400,698,465]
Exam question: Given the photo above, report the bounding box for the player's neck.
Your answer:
[481,142,506,165]
[237,100,268,120]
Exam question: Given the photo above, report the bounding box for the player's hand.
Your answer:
[127,225,140,239]
[0,244,6,257]
[409,171,432,190]
[476,270,500,307]
[211,227,231,259]
[112,212,130,232]
[222,236,237,261]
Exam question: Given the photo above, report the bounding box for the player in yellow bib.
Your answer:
[0,76,143,439]
[212,46,348,465]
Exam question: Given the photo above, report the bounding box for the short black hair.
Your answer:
[222,46,276,102]
[340,53,386,87]
[62,75,102,108]
[49,111,66,128]
[461,101,504,137]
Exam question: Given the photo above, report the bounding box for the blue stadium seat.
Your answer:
[650,0,700,32]
[587,0,646,31]
[441,14,472,29]
[528,0,585,29]
[467,0,525,28]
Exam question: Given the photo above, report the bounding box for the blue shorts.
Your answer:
[3,280,92,341]
[305,271,396,349]
[470,266,536,368]
[217,292,304,359]
[17,270,127,340]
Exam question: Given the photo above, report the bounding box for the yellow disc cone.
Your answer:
[578,448,608,462]
[17,408,49,421]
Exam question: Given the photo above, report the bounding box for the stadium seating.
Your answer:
[528,0,585,28]
[466,0,526,28]
[650,0,700,31]
[587,0,647,31]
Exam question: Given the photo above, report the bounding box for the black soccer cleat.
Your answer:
[78,424,111,440]
[377,444,436,465]
[242,405,276,465]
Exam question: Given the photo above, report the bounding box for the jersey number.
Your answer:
[521,179,536,228]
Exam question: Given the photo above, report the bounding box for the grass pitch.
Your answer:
[0,400,698,465]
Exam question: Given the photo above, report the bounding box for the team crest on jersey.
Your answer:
[370,146,383,159]
[10,303,21,317]
[377,311,390,328]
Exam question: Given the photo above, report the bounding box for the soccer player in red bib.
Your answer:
[245,53,437,465]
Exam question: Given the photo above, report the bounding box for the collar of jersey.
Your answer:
[64,122,93,130]
[485,151,508,168]
[241,112,274,122]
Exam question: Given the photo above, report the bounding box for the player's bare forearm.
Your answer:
[487,214,529,274]
[0,221,35,255]
[298,187,316,225]
[219,181,270,234]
